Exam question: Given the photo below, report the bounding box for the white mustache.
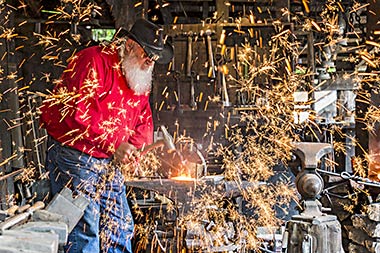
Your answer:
[121,53,153,95]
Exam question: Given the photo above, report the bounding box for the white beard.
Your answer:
[121,52,153,95]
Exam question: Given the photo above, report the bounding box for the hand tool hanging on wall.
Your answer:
[234,43,240,79]
[233,42,245,106]
[186,32,193,78]
[217,33,231,107]
[169,40,176,73]
[174,71,183,113]
[190,71,197,110]
[205,29,216,80]
[221,70,231,107]
[186,32,198,110]
[216,55,231,107]
[167,41,178,109]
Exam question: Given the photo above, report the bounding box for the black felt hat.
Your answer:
[115,19,173,64]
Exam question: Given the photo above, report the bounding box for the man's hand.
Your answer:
[114,142,140,164]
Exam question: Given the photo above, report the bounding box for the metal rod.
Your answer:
[0,168,24,182]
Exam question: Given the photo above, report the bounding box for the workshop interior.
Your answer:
[1,0,380,252]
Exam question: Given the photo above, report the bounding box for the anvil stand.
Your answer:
[283,142,344,253]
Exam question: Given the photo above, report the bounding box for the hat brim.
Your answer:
[123,30,173,65]
[155,42,174,65]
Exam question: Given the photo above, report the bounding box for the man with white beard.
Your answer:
[39,19,173,253]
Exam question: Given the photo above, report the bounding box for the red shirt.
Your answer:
[40,45,153,158]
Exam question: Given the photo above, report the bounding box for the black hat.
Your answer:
[115,19,173,64]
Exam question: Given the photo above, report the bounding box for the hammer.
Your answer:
[186,32,193,78]
[205,29,216,80]
[185,32,198,110]
[140,125,176,156]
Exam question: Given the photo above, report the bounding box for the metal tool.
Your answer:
[0,168,25,182]
[159,125,176,151]
[190,71,197,110]
[205,29,216,80]
[140,125,176,155]
[174,71,182,112]
[0,201,45,232]
[169,42,176,72]
[185,32,197,110]
[17,203,31,213]
[186,32,193,78]
[15,221,68,247]
[5,205,18,216]
[317,169,380,188]
[221,68,231,107]
[284,142,344,253]
[46,187,89,233]
[0,229,59,253]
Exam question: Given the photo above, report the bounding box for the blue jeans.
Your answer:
[45,137,134,253]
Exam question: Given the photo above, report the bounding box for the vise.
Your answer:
[283,142,345,253]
